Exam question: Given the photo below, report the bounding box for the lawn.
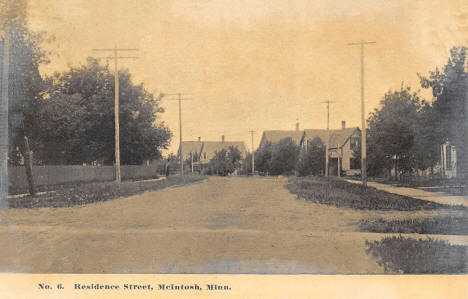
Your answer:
[287,176,466,211]
[366,236,467,273]
[359,215,468,235]
[8,175,206,209]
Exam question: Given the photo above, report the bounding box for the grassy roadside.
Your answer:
[287,176,465,211]
[8,175,206,209]
[359,215,468,235]
[366,236,467,273]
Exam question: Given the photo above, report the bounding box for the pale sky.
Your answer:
[26,0,468,154]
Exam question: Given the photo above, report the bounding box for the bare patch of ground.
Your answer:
[0,176,465,273]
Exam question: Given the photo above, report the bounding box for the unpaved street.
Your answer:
[0,177,463,273]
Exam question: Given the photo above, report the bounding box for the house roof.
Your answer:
[260,130,304,145]
[304,127,360,148]
[200,141,247,159]
[329,127,360,148]
[303,129,330,145]
[179,140,247,160]
[180,141,204,159]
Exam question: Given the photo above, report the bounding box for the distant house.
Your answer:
[259,130,305,148]
[259,122,306,148]
[304,122,361,176]
[178,136,247,171]
[439,140,457,178]
[259,121,361,176]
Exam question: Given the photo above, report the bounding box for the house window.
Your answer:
[350,137,359,150]
[446,145,452,170]
[350,158,360,170]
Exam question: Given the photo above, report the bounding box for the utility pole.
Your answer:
[160,93,192,176]
[0,31,9,205]
[321,100,335,177]
[348,40,375,187]
[92,47,138,183]
[249,130,255,175]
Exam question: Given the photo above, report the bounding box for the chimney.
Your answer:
[341,120,346,129]
[296,121,300,131]
[198,136,201,142]
[221,135,225,143]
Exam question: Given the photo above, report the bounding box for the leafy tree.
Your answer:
[419,46,468,179]
[269,137,300,175]
[413,100,443,173]
[32,58,171,165]
[3,1,50,195]
[239,152,253,175]
[255,142,273,175]
[227,146,242,169]
[207,146,242,176]
[367,85,423,178]
[207,149,233,176]
[5,1,49,158]
[297,137,325,176]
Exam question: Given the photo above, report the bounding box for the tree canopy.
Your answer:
[28,58,172,165]
[366,85,435,177]
[419,46,468,179]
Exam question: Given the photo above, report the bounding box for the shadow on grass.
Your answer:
[287,176,466,211]
[359,215,468,235]
[366,236,467,273]
[8,175,206,209]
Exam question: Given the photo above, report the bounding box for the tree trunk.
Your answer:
[395,156,399,181]
[21,136,36,196]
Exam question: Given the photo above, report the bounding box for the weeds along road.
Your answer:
[0,176,461,273]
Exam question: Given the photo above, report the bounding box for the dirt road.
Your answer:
[0,176,461,273]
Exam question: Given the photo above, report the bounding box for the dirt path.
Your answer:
[0,176,463,273]
[346,179,468,207]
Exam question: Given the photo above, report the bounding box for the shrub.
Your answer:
[366,236,467,273]
[287,176,465,210]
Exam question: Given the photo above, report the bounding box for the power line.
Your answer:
[92,46,138,184]
[321,100,335,177]
[348,40,376,187]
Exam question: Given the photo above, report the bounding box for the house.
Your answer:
[259,122,306,148]
[258,121,361,176]
[305,122,361,176]
[439,140,457,178]
[178,136,247,171]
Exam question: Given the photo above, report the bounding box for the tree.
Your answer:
[413,100,443,173]
[31,58,171,165]
[296,137,325,176]
[255,142,273,175]
[227,146,242,169]
[367,85,423,179]
[419,46,468,180]
[4,1,50,194]
[207,146,242,176]
[269,137,300,175]
[239,152,252,175]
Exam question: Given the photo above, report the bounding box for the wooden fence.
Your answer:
[8,164,165,193]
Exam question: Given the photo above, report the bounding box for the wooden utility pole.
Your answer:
[321,100,335,177]
[249,130,255,175]
[161,93,192,176]
[0,32,9,205]
[92,47,138,183]
[348,40,375,187]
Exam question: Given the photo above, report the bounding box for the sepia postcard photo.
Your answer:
[0,0,467,297]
